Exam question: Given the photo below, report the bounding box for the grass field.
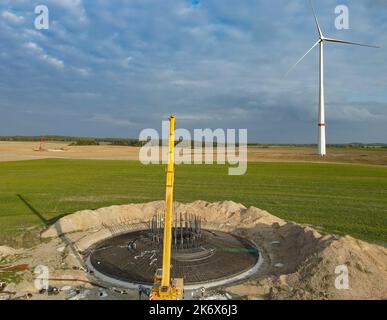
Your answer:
[0,159,386,246]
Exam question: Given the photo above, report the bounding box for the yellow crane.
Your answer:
[150,115,184,300]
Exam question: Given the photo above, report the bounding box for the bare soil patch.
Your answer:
[0,142,386,165]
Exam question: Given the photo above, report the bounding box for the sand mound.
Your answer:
[0,246,19,257]
[36,200,387,300]
[42,200,282,238]
[42,201,165,238]
[275,235,387,300]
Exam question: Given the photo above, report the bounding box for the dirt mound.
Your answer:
[42,200,281,238]
[27,201,387,299]
[0,246,19,257]
[42,201,165,238]
[228,226,387,299]
[274,235,387,300]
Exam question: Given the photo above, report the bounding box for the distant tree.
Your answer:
[69,139,99,146]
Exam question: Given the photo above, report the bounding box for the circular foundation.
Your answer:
[88,229,260,286]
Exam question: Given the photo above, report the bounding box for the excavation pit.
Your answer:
[88,229,260,287]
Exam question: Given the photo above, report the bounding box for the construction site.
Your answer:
[1,199,386,300]
[1,116,386,300]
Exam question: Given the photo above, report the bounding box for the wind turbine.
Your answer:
[287,1,379,156]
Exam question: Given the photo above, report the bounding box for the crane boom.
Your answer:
[161,115,175,288]
[150,115,183,300]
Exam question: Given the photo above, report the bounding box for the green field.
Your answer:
[0,159,386,246]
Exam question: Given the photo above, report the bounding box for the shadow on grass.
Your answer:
[16,194,67,226]
[16,194,84,266]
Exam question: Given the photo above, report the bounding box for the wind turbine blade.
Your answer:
[324,37,380,48]
[285,40,320,76]
[310,0,322,38]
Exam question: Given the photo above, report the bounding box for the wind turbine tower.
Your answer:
[287,1,379,156]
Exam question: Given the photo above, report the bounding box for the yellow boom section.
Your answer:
[150,115,183,300]
[161,115,175,289]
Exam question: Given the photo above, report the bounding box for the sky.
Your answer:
[0,0,386,143]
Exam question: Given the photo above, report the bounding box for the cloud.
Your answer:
[329,103,387,122]
[1,10,24,23]
[47,0,88,23]
[177,113,212,121]
[171,79,209,88]
[23,42,65,68]
[88,114,132,127]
